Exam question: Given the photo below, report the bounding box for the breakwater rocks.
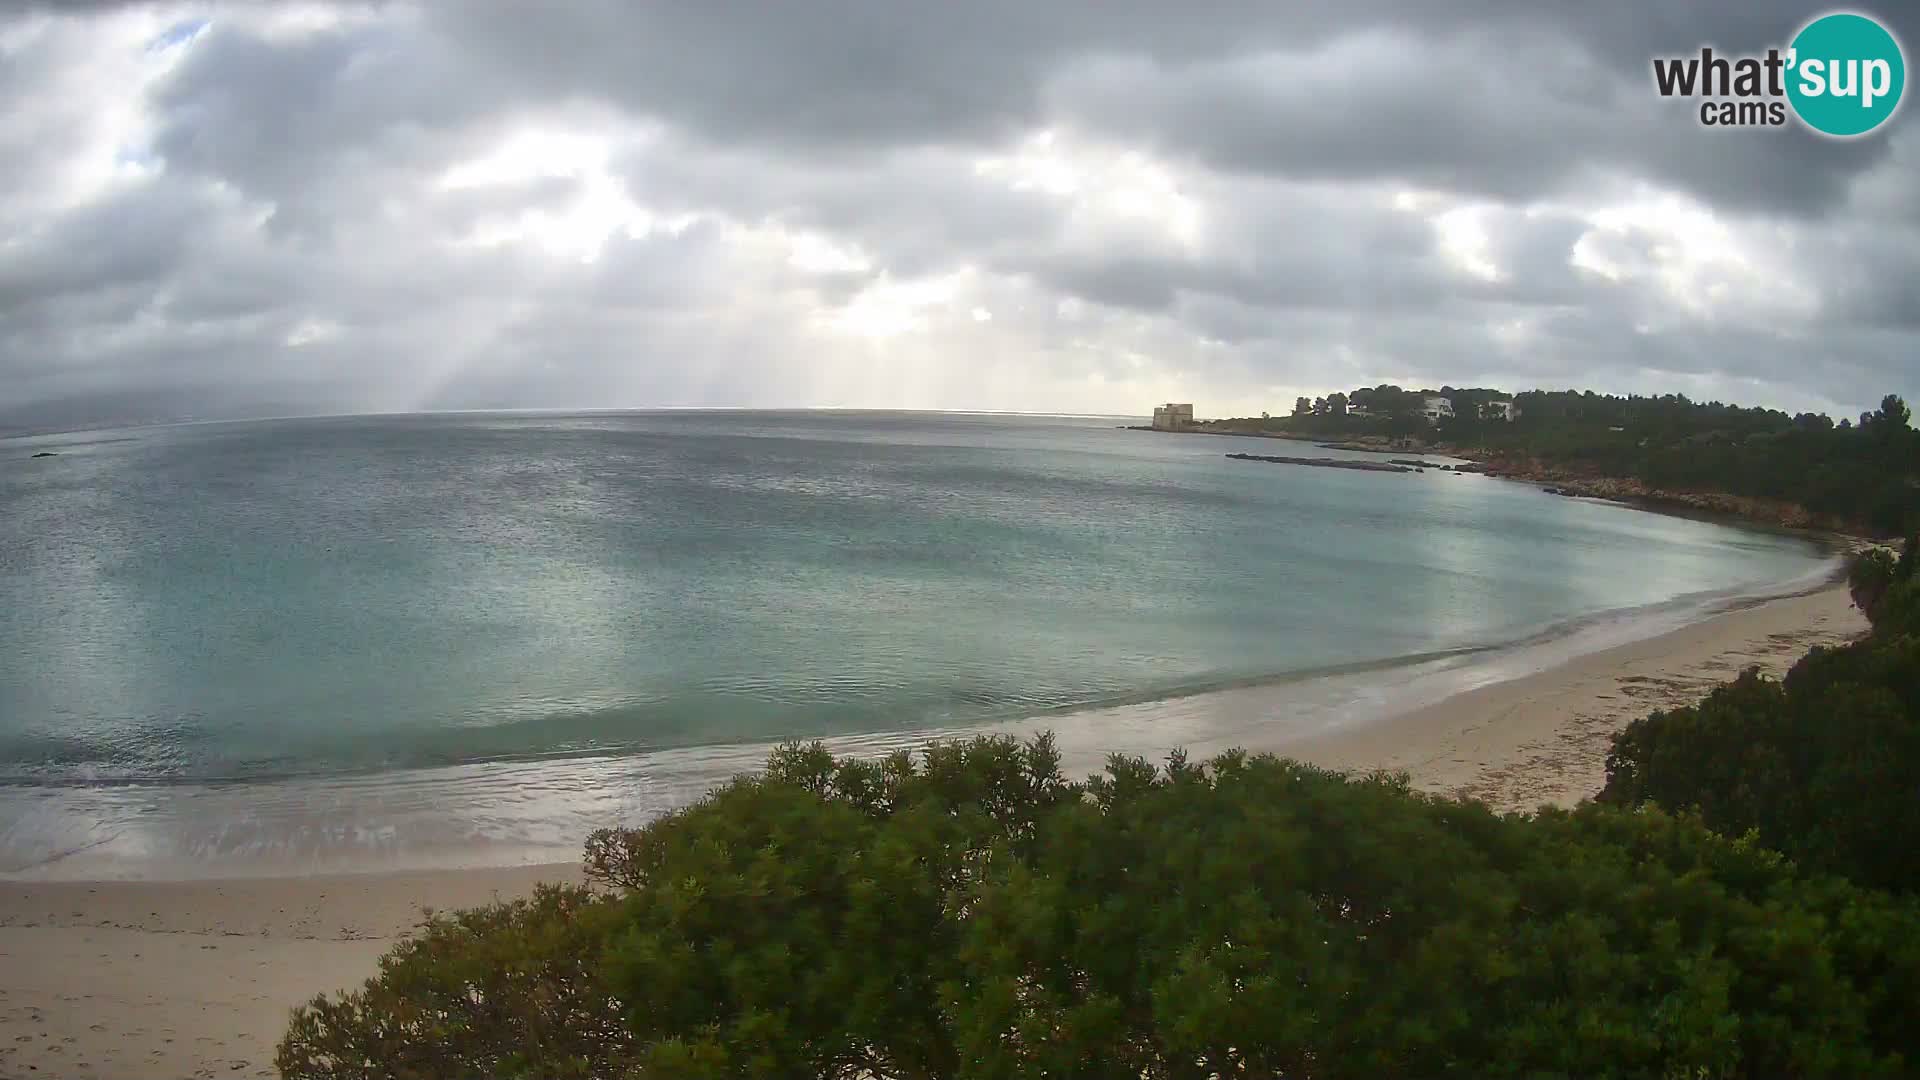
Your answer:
[1472,456,1827,529]
[1226,453,1414,473]
[1543,479,1820,527]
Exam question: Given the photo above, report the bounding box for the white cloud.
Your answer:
[1433,206,1506,283]
[2,0,1916,432]
[284,317,342,347]
[823,270,969,340]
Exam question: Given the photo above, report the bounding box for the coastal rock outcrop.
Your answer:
[1470,453,1826,528]
[1227,453,1413,473]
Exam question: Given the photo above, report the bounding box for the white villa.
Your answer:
[1421,395,1454,422]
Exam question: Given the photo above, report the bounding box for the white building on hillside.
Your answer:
[1421,395,1454,422]
[1480,399,1518,422]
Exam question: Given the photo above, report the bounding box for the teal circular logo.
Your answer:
[1786,12,1906,137]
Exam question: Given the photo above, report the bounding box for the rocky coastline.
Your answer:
[1157,425,1849,536]
[1466,457,1830,531]
[1224,452,1414,473]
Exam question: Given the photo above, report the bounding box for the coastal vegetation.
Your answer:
[1601,538,1920,895]
[1208,388,1920,536]
[283,592,1920,1080]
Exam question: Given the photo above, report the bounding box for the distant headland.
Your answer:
[1130,386,1918,537]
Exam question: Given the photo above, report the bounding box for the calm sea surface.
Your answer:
[0,412,1832,874]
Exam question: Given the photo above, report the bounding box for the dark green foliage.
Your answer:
[1458,391,1918,535]
[956,757,1919,1079]
[1213,386,1920,535]
[275,884,634,1078]
[283,736,1920,1079]
[1850,545,1900,615]
[1602,542,1920,894]
[1847,535,1920,633]
[597,736,1074,1078]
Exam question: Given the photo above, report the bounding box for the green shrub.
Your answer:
[282,737,1920,1079]
[276,884,633,1079]
[1603,541,1920,894]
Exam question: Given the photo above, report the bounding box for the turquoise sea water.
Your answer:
[0,411,1833,875]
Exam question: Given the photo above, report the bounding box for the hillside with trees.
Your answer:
[1205,387,1919,536]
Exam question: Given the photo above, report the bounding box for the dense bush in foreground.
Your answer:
[1602,539,1920,894]
[281,736,1920,1079]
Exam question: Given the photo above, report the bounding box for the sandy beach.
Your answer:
[1281,581,1866,812]
[0,865,573,1079]
[0,581,1867,1079]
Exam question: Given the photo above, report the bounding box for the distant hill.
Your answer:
[1208,386,1919,536]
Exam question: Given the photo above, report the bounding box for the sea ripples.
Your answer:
[0,411,1830,794]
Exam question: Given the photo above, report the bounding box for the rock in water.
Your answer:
[31,451,56,458]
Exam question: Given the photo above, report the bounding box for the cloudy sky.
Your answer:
[2,1,1915,432]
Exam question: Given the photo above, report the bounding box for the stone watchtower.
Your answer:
[1151,403,1194,431]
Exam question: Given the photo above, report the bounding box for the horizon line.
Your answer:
[1,405,1151,442]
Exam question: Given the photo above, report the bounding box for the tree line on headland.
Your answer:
[1207,386,1919,537]
[281,543,1920,1077]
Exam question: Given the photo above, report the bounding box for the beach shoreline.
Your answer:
[0,579,1869,1078]
[1276,579,1864,812]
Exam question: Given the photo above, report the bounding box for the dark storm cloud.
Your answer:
[144,12,515,240]
[0,0,1916,434]
[994,183,1603,332]
[437,0,1914,214]
[1047,40,1894,220]
[0,176,217,315]
[613,139,1067,279]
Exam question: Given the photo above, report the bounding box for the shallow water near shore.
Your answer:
[0,410,1832,877]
